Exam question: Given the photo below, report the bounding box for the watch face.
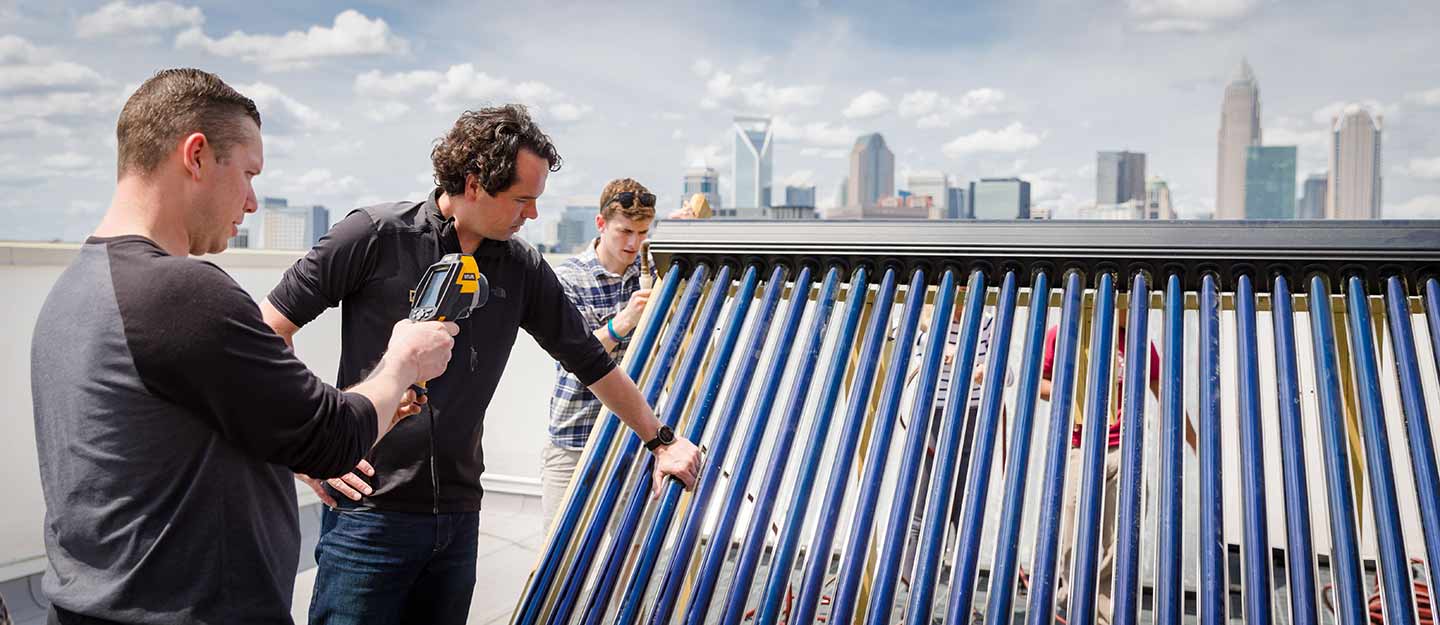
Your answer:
[660,426,675,444]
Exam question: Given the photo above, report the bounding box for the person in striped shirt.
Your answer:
[544,178,659,525]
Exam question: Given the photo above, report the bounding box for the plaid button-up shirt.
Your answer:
[548,240,644,449]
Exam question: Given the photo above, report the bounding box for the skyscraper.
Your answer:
[968,178,1031,219]
[784,185,816,207]
[1328,107,1383,219]
[1146,177,1175,219]
[1299,173,1328,219]
[836,177,849,213]
[906,171,949,218]
[260,197,329,249]
[732,116,773,210]
[1097,151,1147,205]
[946,186,967,219]
[847,133,894,210]
[1216,59,1262,219]
[557,205,599,252]
[682,162,722,210]
[1245,145,1298,219]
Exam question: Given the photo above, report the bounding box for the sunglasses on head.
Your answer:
[607,191,656,209]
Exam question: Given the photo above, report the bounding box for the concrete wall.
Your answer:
[0,242,553,583]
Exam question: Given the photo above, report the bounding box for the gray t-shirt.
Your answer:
[31,235,378,624]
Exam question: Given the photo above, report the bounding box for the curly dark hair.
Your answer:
[430,104,562,197]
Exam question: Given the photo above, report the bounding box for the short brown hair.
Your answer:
[598,178,655,222]
[115,68,261,179]
[430,104,562,196]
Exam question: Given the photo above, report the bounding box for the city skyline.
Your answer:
[3,1,1440,242]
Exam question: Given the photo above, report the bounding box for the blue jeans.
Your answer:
[308,507,480,625]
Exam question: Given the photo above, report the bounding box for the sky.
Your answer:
[2,0,1439,242]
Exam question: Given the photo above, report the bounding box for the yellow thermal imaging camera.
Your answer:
[407,254,488,396]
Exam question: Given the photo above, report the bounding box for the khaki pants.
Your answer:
[540,441,584,532]
[1056,445,1121,625]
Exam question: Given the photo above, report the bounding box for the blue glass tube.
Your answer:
[1152,273,1186,625]
[516,262,686,625]
[1024,269,1085,625]
[752,267,871,625]
[944,270,1022,623]
[576,263,736,625]
[1273,274,1318,625]
[1066,271,1117,625]
[1112,272,1151,625]
[543,263,709,625]
[714,266,839,625]
[648,266,829,625]
[787,266,900,625]
[902,266,986,623]
[979,270,1053,625]
[1198,273,1225,625]
[1401,277,1440,594]
[610,264,769,625]
[823,267,929,625]
[1306,275,1366,625]
[664,264,809,625]
[1235,274,1273,625]
[1344,276,1417,625]
[863,268,964,625]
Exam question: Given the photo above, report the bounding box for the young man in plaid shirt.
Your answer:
[544,178,658,524]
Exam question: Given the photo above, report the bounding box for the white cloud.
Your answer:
[237,82,338,133]
[0,61,104,93]
[684,143,727,169]
[843,90,891,119]
[942,122,1043,157]
[1264,126,1328,150]
[41,152,94,170]
[772,117,858,148]
[670,128,685,140]
[741,82,822,111]
[77,1,204,38]
[697,64,820,113]
[691,58,714,78]
[799,146,847,159]
[548,102,592,122]
[267,167,363,196]
[1127,0,1259,32]
[0,36,104,94]
[358,65,588,119]
[354,69,443,97]
[1311,100,1392,125]
[737,57,770,76]
[1400,157,1440,181]
[175,10,408,70]
[1386,195,1440,219]
[782,170,816,187]
[705,71,736,100]
[1406,88,1440,109]
[898,90,941,118]
[899,88,1008,128]
[363,101,410,123]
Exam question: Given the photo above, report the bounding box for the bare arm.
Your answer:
[262,298,301,349]
[588,367,703,491]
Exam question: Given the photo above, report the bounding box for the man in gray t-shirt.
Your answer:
[31,69,455,625]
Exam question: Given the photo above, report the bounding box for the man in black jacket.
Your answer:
[262,104,702,625]
[31,68,458,625]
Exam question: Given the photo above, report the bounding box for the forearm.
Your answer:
[588,366,661,441]
[346,354,417,445]
[593,326,619,352]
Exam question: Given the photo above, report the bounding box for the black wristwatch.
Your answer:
[645,425,676,451]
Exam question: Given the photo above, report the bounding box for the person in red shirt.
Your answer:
[1042,319,1196,625]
